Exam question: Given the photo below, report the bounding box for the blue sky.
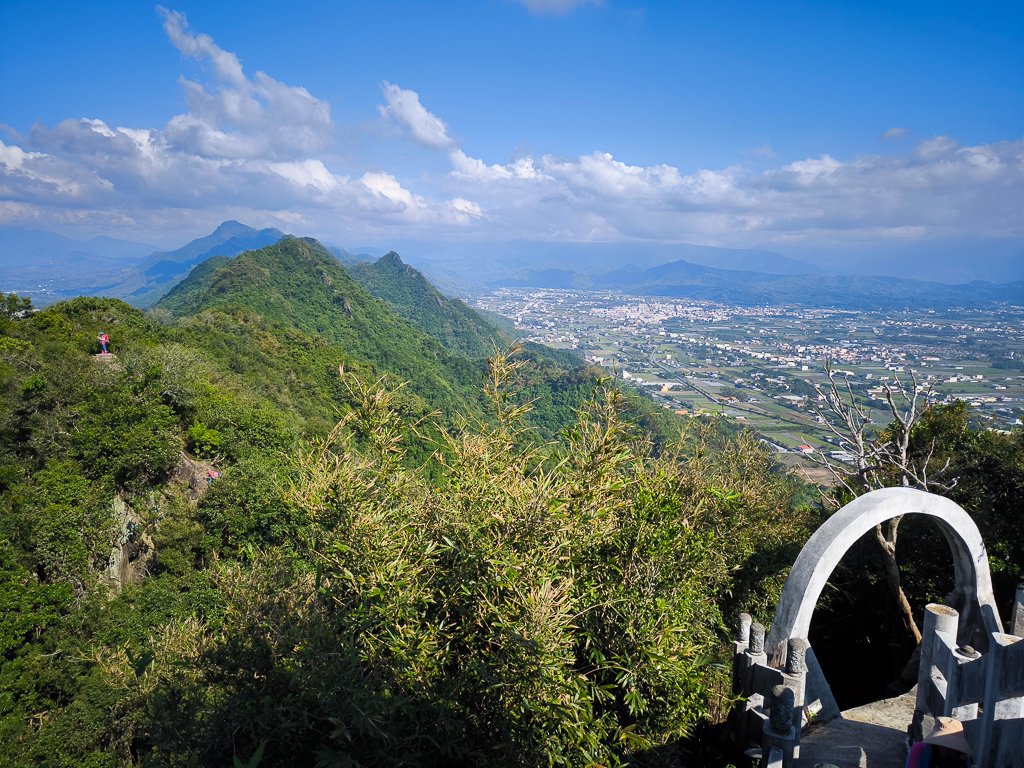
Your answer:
[1,0,1022,267]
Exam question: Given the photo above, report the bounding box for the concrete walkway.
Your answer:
[797,690,915,767]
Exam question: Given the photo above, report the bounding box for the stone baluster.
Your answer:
[733,613,752,744]
[1012,584,1024,638]
[912,604,960,742]
[736,617,768,748]
[761,684,797,768]
[784,637,809,730]
[917,605,959,710]
[739,612,753,646]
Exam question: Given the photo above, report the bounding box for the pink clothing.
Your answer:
[907,742,933,768]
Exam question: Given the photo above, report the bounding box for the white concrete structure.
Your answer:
[765,487,1002,668]
[733,488,1023,767]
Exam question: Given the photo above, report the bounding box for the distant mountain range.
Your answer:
[107,221,287,306]
[387,240,820,295]
[0,229,157,294]
[502,257,1024,309]
[0,222,287,305]
[3,222,1023,311]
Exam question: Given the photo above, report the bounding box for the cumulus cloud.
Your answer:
[1,7,1021,254]
[884,127,907,140]
[159,6,332,160]
[449,197,483,219]
[440,137,1024,245]
[379,83,456,149]
[359,172,425,212]
[449,149,546,181]
[0,137,114,200]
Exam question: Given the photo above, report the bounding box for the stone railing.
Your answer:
[912,588,1024,768]
[732,612,809,768]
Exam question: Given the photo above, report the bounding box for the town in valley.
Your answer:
[477,288,1024,477]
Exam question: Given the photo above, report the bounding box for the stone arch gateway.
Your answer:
[764,486,1004,670]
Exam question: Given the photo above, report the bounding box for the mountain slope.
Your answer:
[344,251,509,358]
[110,221,286,307]
[156,236,489,418]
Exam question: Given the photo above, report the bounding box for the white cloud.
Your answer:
[0,138,112,198]
[449,197,484,221]
[379,83,456,149]
[159,6,245,85]
[159,6,332,160]
[449,149,547,181]
[884,127,907,140]
[359,172,425,213]
[1,8,1020,254]
[780,155,842,186]
[266,160,343,195]
[516,0,601,15]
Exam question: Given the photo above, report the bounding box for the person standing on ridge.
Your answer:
[98,332,110,355]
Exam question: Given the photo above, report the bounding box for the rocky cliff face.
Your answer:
[104,496,152,591]
[103,452,217,591]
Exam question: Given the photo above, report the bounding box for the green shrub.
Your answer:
[186,422,222,458]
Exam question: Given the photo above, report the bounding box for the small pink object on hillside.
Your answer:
[98,332,110,354]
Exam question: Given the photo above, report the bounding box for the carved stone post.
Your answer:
[736,618,769,747]
[761,684,797,768]
[912,604,959,742]
[732,613,754,746]
[1012,584,1024,638]
[734,612,753,696]
[750,621,766,655]
[784,638,809,730]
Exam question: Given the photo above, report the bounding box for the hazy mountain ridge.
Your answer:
[0,229,157,295]
[344,251,509,358]
[0,229,157,267]
[510,257,1024,309]
[0,222,285,306]
[112,221,287,307]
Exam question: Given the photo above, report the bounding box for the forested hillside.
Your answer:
[344,250,509,358]
[3,236,1017,766]
[0,242,815,766]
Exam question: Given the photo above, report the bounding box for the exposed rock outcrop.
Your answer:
[104,496,153,591]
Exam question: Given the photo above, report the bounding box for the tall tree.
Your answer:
[813,360,955,644]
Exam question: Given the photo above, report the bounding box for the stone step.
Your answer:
[797,689,915,767]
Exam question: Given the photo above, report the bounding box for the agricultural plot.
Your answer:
[476,289,1024,469]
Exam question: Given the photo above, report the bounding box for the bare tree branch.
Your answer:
[811,358,960,645]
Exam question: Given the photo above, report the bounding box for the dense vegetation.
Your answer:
[0,242,814,766]
[2,236,1020,765]
[344,251,509,359]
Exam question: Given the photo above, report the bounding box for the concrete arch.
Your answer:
[765,486,1003,668]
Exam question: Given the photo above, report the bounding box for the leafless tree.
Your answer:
[811,359,956,644]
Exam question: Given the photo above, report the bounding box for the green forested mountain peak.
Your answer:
[345,248,509,358]
[155,236,493,421]
[377,250,406,269]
